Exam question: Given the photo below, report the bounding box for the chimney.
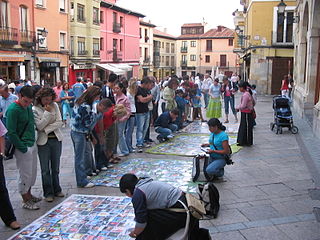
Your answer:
[217,25,225,32]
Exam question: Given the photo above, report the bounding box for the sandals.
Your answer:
[22,200,40,210]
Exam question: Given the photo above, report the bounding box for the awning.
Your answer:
[0,54,25,62]
[37,57,60,63]
[96,64,125,75]
[109,63,132,71]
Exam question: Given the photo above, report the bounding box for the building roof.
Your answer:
[177,26,234,39]
[140,21,156,28]
[153,29,176,40]
[182,23,203,27]
[201,26,234,39]
[100,1,145,18]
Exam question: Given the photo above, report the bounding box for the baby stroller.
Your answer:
[270,96,298,134]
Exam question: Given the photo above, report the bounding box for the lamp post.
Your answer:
[277,0,287,14]
[33,28,49,86]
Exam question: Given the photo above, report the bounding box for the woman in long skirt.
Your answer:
[206,78,222,119]
[236,81,255,146]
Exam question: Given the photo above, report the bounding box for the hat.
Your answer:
[8,82,16,89]
[15,85,23,94]
[0,79,7,89]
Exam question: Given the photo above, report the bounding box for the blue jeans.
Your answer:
[71,130,89,187]
[155,123,178,138]
[118,120,129,155]
[38,139,62,197]
[125,115,135,152]
[135,112,150,147]
[62,103,72,121]
[206,157,226,177]
[224,96,236,115]
[84,141,95,175]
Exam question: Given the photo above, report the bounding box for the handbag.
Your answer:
[185,193,206,219]
[212,135,234,165]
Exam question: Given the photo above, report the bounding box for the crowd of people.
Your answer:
[0,72,258,234]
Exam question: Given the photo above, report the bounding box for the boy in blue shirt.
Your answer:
[154,109,179,142]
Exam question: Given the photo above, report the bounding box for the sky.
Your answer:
[116,0,244,36]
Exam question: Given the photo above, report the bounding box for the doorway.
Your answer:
[271,57,293,95]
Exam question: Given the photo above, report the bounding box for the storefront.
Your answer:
[37,57,62,86]
[69,63,95,86]
[0,54,30,82]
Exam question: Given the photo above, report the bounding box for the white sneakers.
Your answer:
[84,183,95,188]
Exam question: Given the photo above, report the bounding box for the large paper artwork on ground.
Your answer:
[9,195,135,240]
[90,158,197,192]
[181,121,239,134]
[146,134,241,156]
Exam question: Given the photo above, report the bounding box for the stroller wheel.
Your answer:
[276,126,282,134]
[270,123,275,131]
[290,126,299,134]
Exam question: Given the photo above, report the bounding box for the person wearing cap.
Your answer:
[0,80,18,126]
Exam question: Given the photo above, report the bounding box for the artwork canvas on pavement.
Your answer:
[9,195,135,240]
[146,134,241,156]
[181,121,239,134]
[90,158,197,192]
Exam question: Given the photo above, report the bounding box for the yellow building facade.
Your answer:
[69,0,101,84]
[238,0,296,94]
[153,29,176,80]
[139,21,155,79]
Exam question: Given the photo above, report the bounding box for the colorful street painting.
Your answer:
[9,195,135,240]
[181,121,239,134]
[146,134,241,157]
[90,158,197,193]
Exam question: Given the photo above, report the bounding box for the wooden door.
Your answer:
[271,57,293,95]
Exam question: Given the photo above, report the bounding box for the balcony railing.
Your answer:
[113,22,121,33]
[180,47,188,53]
[181,60,187,66]
[143,58,150,65]
[78,50,88,55]
[20,30,36,47]
[216,61,229,68]
[93,49,100,56]
[0,27,18,45]
[113,50,122,62]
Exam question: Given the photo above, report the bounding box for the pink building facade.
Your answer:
[98,1,144,79]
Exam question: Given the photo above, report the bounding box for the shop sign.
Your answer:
[0,57,24,62]
[40,62,60,68]
[73,64,95,70]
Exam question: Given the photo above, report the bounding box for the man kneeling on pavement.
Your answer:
[154,109,179,142]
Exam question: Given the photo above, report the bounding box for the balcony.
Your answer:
[143,58,150,65]
[0,27,18,45]
[154,47,160,56]
[181,60,187,66]
[113,22,121,33]
[78,50,88,55]
[93,49,100,56]
[113,50,122,62]
[180,47,188,53]
[20,30,36,47]
[216,61,229,68]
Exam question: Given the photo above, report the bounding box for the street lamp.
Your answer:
[277,0,287,14]
[235,26,250,49]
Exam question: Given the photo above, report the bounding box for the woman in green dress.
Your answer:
[206,78,222,119]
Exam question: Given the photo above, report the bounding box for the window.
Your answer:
[228,39,233,46]
[77,4,85,22]
[171,56,175,66]
[181,55,187,63]
[190,55,196,61]
[35,0,44,7]
[0,1,8,28]
[276,11,293,43]
[145,29,148,43]
[100,11,103,23]
[161,56,164,63]
[191,41,196,47]
[59,32,66,49]
[120,16,123,27]
[20,5,28,32]
[113,12,117,23]
[182,41,187,48]
[59,0,65,12]
[165,43,170,53]
[100,37,103,50]
[78,37,86,55]
[206,40,212,51]
[162,42,164,48]
[205,55,210,63]
[93,38,99,56]
[171,43,175,53]
[120,39,123,51]
[166,56,170,66]
[220,55,227,67]
[139,28,142,38]
[70,36,74,55]
[93,7,99,24]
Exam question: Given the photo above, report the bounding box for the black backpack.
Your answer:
[197,183,220,218]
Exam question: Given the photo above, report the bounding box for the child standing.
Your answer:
[191,84,204,122]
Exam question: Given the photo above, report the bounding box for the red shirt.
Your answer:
[103,106,116,130]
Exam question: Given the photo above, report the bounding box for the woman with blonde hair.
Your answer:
[125,78,138,153]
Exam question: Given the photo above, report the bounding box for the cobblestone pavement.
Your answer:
[1,95,320,240]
